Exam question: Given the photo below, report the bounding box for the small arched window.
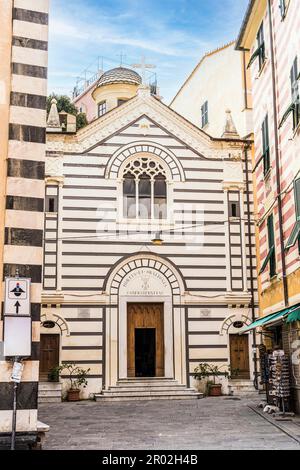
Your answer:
[123,158,167,219]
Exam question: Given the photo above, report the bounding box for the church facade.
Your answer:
[42,68,258,398]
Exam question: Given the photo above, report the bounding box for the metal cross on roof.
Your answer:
[117,52,127,67]
[131,55,156,84]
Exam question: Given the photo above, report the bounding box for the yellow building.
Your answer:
[237,0,300,412]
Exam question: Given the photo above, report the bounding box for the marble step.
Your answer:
[38,382,62,403]
[38,396,62,403]
[95,391,203,402]
[95,382,203,401]
[114,380,182,387]
[110,385,188,392]
[102,388,200,396]
[229,381,258,396]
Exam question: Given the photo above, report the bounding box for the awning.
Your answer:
[240,305,300,333]
[286,306,300,323]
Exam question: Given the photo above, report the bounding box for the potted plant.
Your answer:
[193,363,230,397]
[54,363,90,401]
[48,366,60,382]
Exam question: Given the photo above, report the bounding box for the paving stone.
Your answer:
[38,396,300,450]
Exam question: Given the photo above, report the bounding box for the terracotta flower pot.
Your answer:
[67,389,80,401]
[209,384,222,397]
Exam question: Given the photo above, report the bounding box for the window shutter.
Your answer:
[279,0,286,18]
[247,46,262,69]
[294,179,300,219]
[267,215,276,277]
[278,103,295,128]
[285,221,300,251]
[259,246,275,274]
[262,116,270,174]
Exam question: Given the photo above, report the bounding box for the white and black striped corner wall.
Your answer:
[0,0,49,448]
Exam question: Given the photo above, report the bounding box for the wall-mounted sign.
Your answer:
[4,316,31,356]
[233,321,244,329]
[120,268,171,296]
[42,320,56,329]
[4,277,31,316]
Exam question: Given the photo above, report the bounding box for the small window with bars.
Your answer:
[98,101,107,117]
[201,101,208,128]
[247,22,266,71]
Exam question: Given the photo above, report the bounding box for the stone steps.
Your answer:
[95,378,203,402]
[229,380,258,397]
[38,382,62,403]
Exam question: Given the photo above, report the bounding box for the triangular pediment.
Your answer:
[46,90,246,160]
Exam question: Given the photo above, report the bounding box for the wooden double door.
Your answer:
[39,334,60,381]
[127,303,164,377]
[229,334,250,379]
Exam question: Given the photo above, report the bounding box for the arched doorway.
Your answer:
[220,312,252,380]
[104,253,186,388]
[39,312,70,381]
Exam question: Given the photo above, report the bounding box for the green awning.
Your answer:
[240,303,300,333]
[286,306,300,323]
[240,307,292,333]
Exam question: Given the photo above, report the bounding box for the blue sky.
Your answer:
[48,0,249,103]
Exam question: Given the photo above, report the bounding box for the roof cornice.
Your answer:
[235,0,267,50]
[170,40,236,106]
[47,92,249,157]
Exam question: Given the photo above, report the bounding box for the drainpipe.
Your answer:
[267,0,289,306]
[242,50,249,110]
[244,144,258,389]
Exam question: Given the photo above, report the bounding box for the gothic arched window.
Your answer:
[123,158,167,219]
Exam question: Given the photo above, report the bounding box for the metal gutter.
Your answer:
[244,144,258,388]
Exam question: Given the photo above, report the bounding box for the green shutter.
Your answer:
[259,246,275,274]
[279,0,286,19]
[295,178,300,218]
[285,221,300,251]
[268,215,276,277]
[262,116,270,174]
[247,45,262,69]
[279,103,295,128]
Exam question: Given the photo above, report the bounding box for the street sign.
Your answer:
[4,277,31,316]
[4,317,31,356]
[11,362,24,383]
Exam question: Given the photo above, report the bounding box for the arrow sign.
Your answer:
[14,301,21,314]
[4,278,31,316]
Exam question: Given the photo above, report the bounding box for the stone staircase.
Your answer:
[38,382,62,403]
[228,380,258,397]
[95,377,203,402]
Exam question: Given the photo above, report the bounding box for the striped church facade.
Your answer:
[43,88,258,398]
[236,0,300,411]
[0,0,49,445]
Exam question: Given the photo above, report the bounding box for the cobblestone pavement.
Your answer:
[38,397,300,450]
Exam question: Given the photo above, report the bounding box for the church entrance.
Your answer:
[127,303,164,377]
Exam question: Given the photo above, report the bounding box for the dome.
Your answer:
[97,67,142,87]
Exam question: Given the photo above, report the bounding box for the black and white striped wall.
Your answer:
[0,0,49,442]
[43,97,259,396]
